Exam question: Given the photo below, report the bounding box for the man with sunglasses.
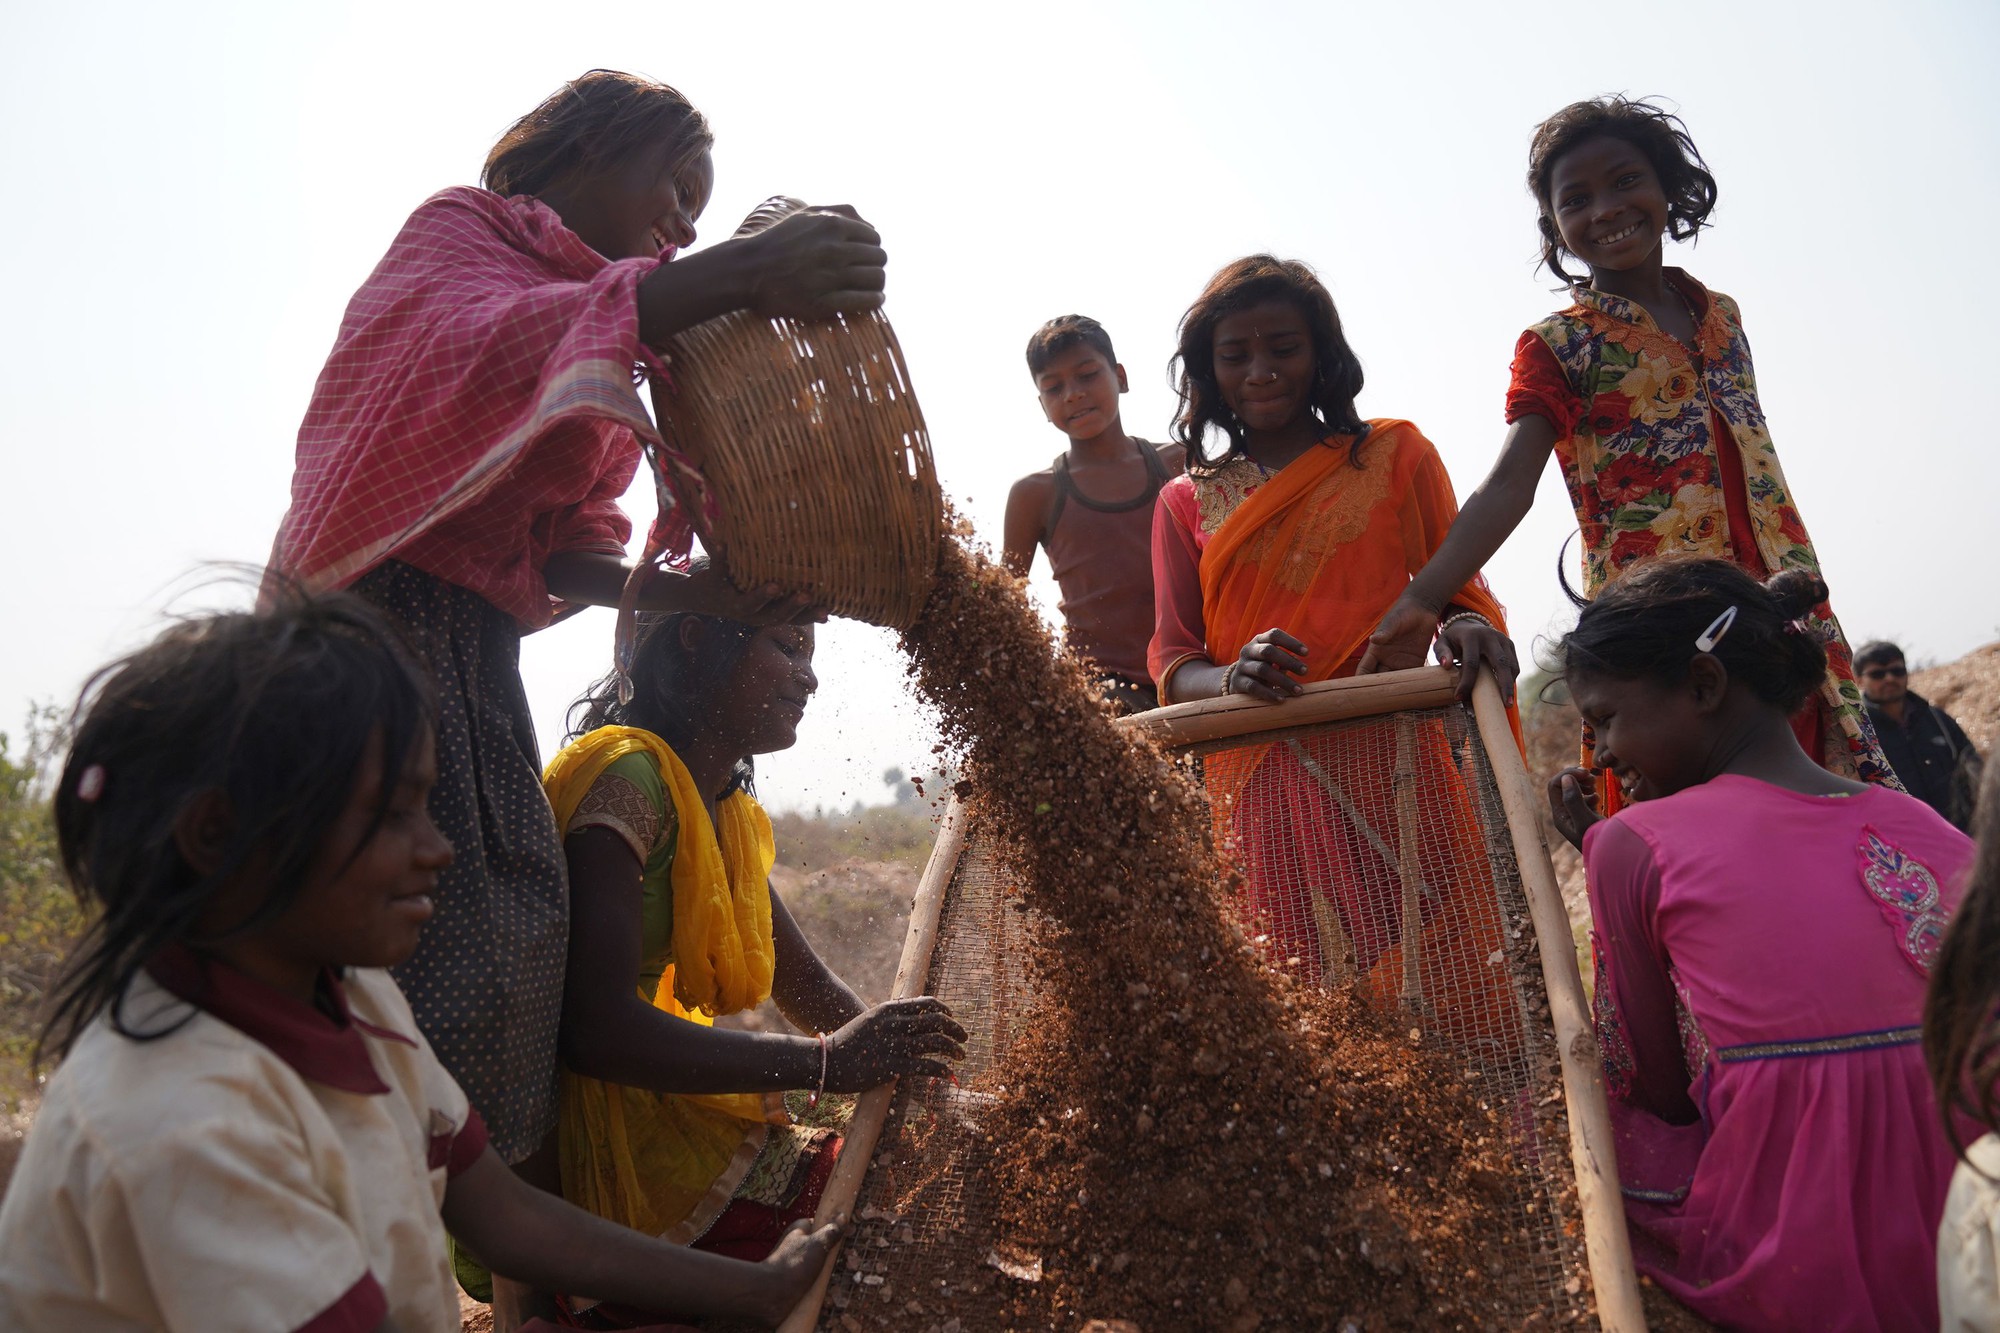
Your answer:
[1855,640,1981,831]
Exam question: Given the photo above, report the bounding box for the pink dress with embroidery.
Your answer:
[1584,775,1974,1331]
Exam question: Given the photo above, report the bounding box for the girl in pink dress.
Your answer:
[1547,557,1974,1332]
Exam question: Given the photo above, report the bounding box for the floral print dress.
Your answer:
[1506,268,1893,786]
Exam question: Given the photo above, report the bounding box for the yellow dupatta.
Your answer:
[544,725,789,1242]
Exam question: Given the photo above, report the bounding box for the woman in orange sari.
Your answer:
[1150,255,1522,1046]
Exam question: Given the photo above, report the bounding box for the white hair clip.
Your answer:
[1695,605,1738,654]
[76,764,107,802]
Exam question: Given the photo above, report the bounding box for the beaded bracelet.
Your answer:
[1437,610,1494,636]
[1220,663,1240,696]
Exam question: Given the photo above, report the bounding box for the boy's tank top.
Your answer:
[1041,440,1171,686]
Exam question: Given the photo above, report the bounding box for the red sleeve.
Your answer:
[293,1274,388,1333]
[1147,481,1209,692]
[1504,330,1581,435]
[447,1107,490,1177]
[1582,819,1697,1123]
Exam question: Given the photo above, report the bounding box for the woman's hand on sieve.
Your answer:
[1230,629,1309,702]
[736,205,888,320]
[755,1214,847,1323]
[1437,620,1520,704]
[822,996,966,1093]
[1545,765,1603,852]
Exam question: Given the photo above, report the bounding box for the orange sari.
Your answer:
[1194,422,1507,678]
[1160,422,1521,1047]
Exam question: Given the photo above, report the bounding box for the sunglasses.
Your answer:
[1861,665,1908,680]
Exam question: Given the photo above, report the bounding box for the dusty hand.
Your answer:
[651,565,823,625]
[1356,596,1439,677]
[1437,621,1520,704]
[756,1214,846,1323]
[736,205,887,320]
[823,996,966,1092]
[1230,628,1309,702]
[1545,766,1602,852]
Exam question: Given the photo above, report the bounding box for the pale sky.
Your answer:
[4,0,1996,811]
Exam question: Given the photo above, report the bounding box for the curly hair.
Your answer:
[1555,556,1828,714]
[483,69,713,200]
[1026,315,1118,377]
[1527,96,1718,284]
[1171,255,1366,473]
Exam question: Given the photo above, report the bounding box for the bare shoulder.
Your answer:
[1147,439,1189,475]
[1003,469,1057,567]
[1006,467,1057,509]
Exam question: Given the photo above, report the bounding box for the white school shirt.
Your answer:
[1941,1132,2000,1332]
[0,948,487,1332]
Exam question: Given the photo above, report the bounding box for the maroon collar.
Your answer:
[146,945,415,1096]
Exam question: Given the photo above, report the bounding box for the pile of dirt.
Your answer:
[831,531,1560,1331]
[1914,643,2000,751]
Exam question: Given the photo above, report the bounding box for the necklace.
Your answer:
[1667,281,1702,349]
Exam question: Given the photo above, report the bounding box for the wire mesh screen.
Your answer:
[821,704,1592,1330]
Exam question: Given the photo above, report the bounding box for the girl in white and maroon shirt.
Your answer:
[0,591,840,1333]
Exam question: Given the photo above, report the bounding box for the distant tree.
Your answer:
[0,703,82,1097]
[883,765,918,805]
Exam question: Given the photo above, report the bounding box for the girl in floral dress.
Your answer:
[1547,558,1971,1332]
[1362,96,1893,805]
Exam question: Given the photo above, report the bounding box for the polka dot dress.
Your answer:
[355,561,567,1164]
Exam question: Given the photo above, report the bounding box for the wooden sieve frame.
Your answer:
[779,664,1646,1332]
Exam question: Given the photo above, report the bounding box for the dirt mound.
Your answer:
[1914,642,2000,751]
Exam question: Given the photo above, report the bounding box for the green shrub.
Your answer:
[0,706,82,1107]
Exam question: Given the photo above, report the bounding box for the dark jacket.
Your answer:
[1865,691,1978,830]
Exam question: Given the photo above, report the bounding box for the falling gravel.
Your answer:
[829,529,1562,1331]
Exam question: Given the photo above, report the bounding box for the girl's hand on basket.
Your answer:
[1546,766,1602,852]
[738,205,888,320]
[1229,629,1309,702]
[823,996,966,1092]
[646,566,824,624]
[1437,619,1520,704]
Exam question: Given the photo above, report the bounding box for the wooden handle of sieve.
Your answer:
[1469,669,1649,1332]
[1116,663,1461,745]
[776,800,972,1333]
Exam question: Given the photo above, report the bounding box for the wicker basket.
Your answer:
[651,198,942,630]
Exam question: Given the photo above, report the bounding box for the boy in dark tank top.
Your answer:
[1003,315,1185,714]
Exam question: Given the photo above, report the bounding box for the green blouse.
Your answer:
[565,751,683,1001]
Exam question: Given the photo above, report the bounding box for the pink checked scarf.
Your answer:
[268,187,708,608]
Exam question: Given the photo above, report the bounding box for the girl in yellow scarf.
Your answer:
[543,605,964,1328]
